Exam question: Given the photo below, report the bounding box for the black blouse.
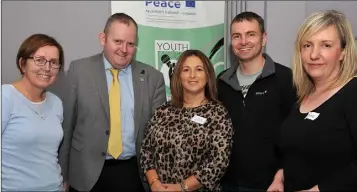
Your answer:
[279,78,357,192]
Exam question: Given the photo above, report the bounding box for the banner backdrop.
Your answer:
[111,1,225,100]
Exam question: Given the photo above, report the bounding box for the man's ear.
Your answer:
[262,32,267,47]
[99,32,106,46]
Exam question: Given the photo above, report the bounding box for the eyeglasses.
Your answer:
[28,56,61,69]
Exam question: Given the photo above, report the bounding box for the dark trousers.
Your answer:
[70,157,145,192]
[221,183,266,192]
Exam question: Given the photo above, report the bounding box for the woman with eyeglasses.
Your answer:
[2,34,65,191]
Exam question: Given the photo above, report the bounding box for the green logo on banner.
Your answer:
[155,40,190,100]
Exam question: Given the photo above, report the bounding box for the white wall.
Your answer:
[265,1,307,67]
[305,1,357,35]
[2,1,110,84]
[246,1,266,20]
[245,1,357,68]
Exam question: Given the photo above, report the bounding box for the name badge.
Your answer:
[305,112,320,120]
[191,115,207,125]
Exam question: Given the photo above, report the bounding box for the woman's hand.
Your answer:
[162,184,182,191]
[150,180,167,192]
[267,179,284,192]
[296,185,319,192]
[267,169,284,192]
[63,182,69,192]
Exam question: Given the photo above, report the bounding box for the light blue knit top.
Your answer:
[1,84,64,191]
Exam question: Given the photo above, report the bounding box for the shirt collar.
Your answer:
[102,53,131,74]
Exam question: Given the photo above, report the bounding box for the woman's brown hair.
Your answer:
[16,33,64,74]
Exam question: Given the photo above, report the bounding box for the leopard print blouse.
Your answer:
[140,101,233,191]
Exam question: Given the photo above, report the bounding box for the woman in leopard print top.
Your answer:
[140,50,233,192]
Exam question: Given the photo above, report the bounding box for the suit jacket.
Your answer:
[57,53,166,191]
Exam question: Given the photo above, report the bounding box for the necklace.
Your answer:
[183,97,208,108]
[31,100,45,119]
[12,82,46,120]
[24,91,46,120]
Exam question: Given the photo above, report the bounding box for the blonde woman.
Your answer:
[268,10,357,192]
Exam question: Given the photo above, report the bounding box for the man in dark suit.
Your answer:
[58,13,166,192]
